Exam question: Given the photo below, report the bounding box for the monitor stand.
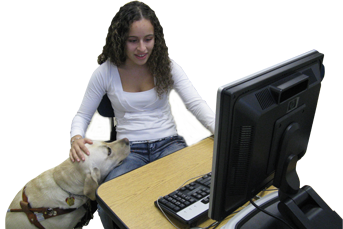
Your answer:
[221,191,291,229]
[222,187,342,229]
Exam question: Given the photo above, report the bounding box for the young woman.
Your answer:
[69,1,215,228]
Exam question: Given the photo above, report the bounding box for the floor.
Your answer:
[84,90,212,229]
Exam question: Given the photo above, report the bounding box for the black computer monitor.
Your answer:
[209,57,343,228]
[209,50,342,228]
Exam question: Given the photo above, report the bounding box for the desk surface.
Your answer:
[96,137,274,228]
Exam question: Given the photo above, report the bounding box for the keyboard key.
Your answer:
[159,198,168,204]
[166,202,176,209]
[200,192,207,196]
[201,197,210,204]
[189,198,196,203]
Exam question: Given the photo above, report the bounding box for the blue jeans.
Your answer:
[98,135,187,229]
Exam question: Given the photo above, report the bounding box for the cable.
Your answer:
[156,197,181,229]
[265,188,278,192]
[202,220,221,229]
[249,199,295,229]
[210,221,221,229]
[177,173,207,190]
[203,221,218,229]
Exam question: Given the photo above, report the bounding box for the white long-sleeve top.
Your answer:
[70,59,215,141]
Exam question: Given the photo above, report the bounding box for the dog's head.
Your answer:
[81,138,130,200]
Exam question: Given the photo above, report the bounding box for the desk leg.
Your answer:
[112,221,120,229]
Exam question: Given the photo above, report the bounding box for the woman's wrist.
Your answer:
[70,135,82,146]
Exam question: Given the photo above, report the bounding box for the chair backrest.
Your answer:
[97,94,116,141]
[97,94,114,118]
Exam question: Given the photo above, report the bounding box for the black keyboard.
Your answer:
[154,172,211,226]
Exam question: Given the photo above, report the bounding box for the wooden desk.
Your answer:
[96,137,274,228]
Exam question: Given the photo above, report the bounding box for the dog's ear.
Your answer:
[83,167,100,200]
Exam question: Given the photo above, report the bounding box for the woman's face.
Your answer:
[125,19,155,67]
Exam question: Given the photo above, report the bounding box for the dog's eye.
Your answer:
[107,147,112,156]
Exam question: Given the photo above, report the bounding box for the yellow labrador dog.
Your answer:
[6,138,130,229]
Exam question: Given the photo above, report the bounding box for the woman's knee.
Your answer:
[102,153,147,183]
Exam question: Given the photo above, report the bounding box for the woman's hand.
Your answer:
[69,135,93,162]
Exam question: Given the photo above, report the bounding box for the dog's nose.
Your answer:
[122,138,129,146]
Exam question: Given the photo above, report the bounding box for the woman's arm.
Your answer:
[69,65,109,162]
[171,60,215,134]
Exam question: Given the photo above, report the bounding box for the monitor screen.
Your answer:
[208,50,325,221]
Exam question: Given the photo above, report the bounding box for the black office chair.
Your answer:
[97,94,117,142]
[98,94,204,145]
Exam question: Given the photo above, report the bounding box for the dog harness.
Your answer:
[7,187,78,229]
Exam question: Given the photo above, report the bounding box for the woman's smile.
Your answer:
[135,53,148,59]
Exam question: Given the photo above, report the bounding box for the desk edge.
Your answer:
[96,188,129,229]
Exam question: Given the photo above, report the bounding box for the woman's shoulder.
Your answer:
[169,58,187,80]
[87,60,120,91]
[91,59,119,80]
[170,58,180,69]
[94,59,118,74]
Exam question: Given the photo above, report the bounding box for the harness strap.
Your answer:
[19,199,45,229]
[8,187,77,229]
[19,186,45,229]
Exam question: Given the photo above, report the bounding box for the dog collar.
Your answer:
[59,186,87,206]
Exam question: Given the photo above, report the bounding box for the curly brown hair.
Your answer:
[98,1,173,97]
